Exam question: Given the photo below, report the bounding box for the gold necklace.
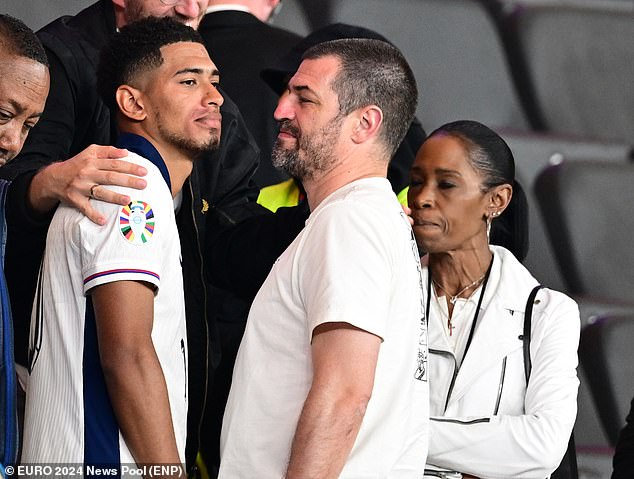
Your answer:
[432,273,487,306]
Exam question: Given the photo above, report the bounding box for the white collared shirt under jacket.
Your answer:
[425,245,580,479]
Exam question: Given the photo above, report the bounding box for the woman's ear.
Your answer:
[115,85,147,122]
[487,183,513,218]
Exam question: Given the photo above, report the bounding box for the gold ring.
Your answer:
[90,184,99,199]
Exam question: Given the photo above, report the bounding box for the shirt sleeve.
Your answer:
[79,170,171,295]
[299,202,397,342]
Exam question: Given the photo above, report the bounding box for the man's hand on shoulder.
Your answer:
[28,144,148,225]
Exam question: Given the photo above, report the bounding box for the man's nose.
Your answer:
[0,126,23,162]
[207,84,224,107]
[175,0,204,27]
[274,91,295,121]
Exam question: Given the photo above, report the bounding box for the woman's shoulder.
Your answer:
[493,245,579,314]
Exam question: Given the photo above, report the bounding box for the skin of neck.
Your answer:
[428,230,493,297]
[120,121,194,199]
[303,142,389,211]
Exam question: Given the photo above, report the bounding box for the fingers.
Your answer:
[36,144,148,222]
[93,170,147,191]
[70,192,106,226]
[91,184,131,207]
[72,145,147,191]
[401,205,414,226]
[91,145,129,159]
[87,146,148,187]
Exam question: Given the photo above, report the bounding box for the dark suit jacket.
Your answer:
[199,10,302,187]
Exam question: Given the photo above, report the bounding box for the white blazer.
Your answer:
[425,246,579,479]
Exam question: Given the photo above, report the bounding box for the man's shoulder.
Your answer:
[309,180,405,234]
[122,152,172,196]
[321,178,399,214]
[37,1,112,61]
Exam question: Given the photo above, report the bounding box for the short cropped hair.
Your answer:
[97,16,205,112]
[303,38,417,158]
[0,14,48,66]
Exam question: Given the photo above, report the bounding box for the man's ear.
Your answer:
[115,85,147,122]
[351,105,383,145]
[111,0,126,9]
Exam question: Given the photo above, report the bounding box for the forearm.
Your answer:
[102,346,182,468]
[428,408,576,478]
[286,387,369,479]
[94,281,182,473]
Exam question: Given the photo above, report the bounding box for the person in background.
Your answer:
[0,13,49,467]
[22,17,222,471]
[408,120,579,479]
[0,15,49,167]
[220,38,428,478]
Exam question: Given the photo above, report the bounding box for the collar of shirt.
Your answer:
[116,132,171,191]
[205,4,251,14]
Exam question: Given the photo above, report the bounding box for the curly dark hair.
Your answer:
[0,14,48,66]
[97,16,205,112]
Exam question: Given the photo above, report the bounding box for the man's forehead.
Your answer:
[289,55,341,92]
[0,55,49,116]
[158,41,218,73]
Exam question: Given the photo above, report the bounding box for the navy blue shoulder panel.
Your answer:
[116,133,171,191]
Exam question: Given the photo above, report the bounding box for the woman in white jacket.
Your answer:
[408,120,579,479]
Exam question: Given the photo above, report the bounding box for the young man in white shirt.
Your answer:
[22,17,223,472]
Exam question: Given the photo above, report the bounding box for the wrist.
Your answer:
[28,162,61,215]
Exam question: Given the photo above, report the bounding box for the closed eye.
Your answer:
[24,119,39,131]
[0,110,12,123]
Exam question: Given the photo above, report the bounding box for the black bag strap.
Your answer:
[522,284,578,479]
[523,285,544,384]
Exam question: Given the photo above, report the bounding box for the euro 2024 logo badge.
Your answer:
[120,200,155,245]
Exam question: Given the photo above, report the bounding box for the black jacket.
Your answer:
[0,0,307,470]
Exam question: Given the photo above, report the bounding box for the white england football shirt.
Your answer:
[22,134,188,469]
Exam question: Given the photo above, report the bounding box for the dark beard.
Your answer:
[271,118,341,182]
[165,130,221,159]
[154,108,221,159]
[272,140,310,180]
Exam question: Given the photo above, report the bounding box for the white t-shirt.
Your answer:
[22,147,188,468]
[220,177,429,478]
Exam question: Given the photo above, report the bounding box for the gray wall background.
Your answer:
[3,1,92,31]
